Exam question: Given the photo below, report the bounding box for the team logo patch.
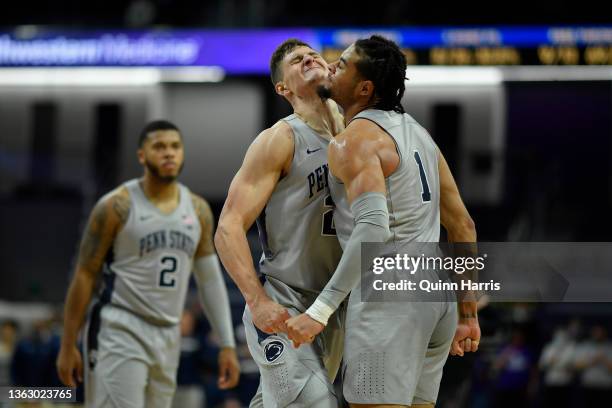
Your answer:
[264,340,285,362]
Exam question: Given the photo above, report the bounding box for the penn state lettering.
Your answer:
[139,230,196,257]
[307,164,330,198]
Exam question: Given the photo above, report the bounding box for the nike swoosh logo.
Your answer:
[140,215,153,221]
[306,147,322,154]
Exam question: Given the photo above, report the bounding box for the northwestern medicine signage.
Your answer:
[0,26,611,71]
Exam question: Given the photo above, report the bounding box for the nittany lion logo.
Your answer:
[264,340,284,362]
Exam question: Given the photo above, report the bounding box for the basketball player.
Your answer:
[56,120,240,408]
[286,36,481,407]
[214,39,345,407]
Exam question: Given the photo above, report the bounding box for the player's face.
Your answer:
[328,44,364,108]
[279,46,330,95]
[138,130,184,183]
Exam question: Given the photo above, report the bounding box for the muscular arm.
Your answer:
[62,190,128,346]
[438,150,478,312]
[438,150,481,355]
[439,151,477,244]
[305,121,391,323]
[57,188,128,386]
[191,194,235,348]
[214,123,293,333]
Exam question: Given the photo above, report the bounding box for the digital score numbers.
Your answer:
[322,46,612,65]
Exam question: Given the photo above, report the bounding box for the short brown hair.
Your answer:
[269,38,310,85]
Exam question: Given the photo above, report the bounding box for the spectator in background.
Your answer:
[574,325,612,406]
[492,328,536,408]
[539,322,579,408]
[231,323,262,407]
[11,318,62,387]
[0,320,18,385]
[172,309,207,408]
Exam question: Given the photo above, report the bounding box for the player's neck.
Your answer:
[293,98,337,138]
[342,100,374,124]
[140,176,179,203]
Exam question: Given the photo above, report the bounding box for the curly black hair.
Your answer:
[354,35,407,113]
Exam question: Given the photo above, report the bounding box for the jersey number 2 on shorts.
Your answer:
[159,255,178,288]
[413,151,432,203]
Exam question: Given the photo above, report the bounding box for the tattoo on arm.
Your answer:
[192,194,215,256]
[112,194,131,224]
[77,202,109,274]
[77,194,122,276]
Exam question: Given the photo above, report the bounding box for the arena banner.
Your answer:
[0,26,611,70]
[360,242,612,302]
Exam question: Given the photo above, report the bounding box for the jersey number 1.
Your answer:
[159,255,178,288]
[413,151,432,203]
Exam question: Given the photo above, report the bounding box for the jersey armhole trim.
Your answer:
[276,119,297,183]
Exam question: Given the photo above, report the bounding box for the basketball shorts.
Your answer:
[84,304,181,408]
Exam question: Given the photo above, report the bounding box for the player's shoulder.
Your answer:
[189,192,212,213]
[98,184,131,206]
[189,192,213,222]
[247,120,294,166]
[92,184,132,225]
[331,117,383,155]
[256,120,294,144]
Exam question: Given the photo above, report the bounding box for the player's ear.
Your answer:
[137,148,145,165]
[359,80,374,98]
[275,81,289,97]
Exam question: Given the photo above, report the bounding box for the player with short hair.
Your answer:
[56,120,240,408]
[287,36,481,408]
[215,39,345,407]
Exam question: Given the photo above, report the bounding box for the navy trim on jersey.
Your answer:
[86,302,102,369]
[86,249,116,368]
[256,208,274,259]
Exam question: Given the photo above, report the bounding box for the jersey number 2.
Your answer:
[413,151,432,203]
[159,255,178,288]
[322,195,337,236]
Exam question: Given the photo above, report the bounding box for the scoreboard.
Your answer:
[318,27,612,66]
[322,46,612,66]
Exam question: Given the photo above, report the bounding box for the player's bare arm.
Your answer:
[191,193,240,389]
[215,121,294,334]
[438,150,481,356]
[192,193,216,257]
[56,187,130,387]
[286,119,392,345]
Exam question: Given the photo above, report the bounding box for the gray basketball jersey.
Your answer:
[101,179,201,326]
[256,114,343,293]
[330,109,440,248]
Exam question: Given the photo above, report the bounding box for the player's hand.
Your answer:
[450,317,481,357]
[56,344,83,387]
[251,297,291,334]
[286,313,324,348]
[218,347,240,390]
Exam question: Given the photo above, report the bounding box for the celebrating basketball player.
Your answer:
[215,39,345,407]
[56,120,240,408]
[286,36,481,407]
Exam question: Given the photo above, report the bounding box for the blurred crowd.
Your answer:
[438,304,612,408]
[2,301,611,408]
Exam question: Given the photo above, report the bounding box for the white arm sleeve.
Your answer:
[306,192,390,325]
[193,254,236,348]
